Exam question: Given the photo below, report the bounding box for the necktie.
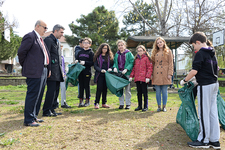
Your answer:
[40,37,49,65]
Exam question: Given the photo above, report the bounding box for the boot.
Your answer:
[84,99,90,107]
[78,98,84,107]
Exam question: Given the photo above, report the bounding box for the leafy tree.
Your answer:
[0,1,19,61]
[0,29,22,61]
[122,0,157,36]
[66,6,120,53]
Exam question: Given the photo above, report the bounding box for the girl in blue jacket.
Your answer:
[93,43,114,109]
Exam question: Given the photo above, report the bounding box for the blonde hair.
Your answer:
[151,37,170,63]
[83,37,92,44]
[134,45,152,65]
[116,40,126,48]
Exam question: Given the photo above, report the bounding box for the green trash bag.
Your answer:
[105,71,130,97]
[176,81,199,141]
[217,90,225,130]
[65,63,85,89]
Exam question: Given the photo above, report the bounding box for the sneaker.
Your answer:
[209,141,221,149]
[125,105,130,109]
[78,102,84,107]
[142,108,148,112]
[84,102,90,107]
[94,103,99,109]
[119,105,124,109]
[187,140,209,149]
[157,108,161,112]
[61,102,71,108]
[135,106,142,111]
[84,99,90,107]
[102,104,110,108]
[163,107,167,112]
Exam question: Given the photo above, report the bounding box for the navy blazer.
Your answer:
[18,31,51,78]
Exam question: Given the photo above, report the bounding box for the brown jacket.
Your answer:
[152,50,173,85]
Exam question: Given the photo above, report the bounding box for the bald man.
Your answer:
[18,20,51,127]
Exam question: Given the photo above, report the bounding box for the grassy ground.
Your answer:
[0,85,225,150]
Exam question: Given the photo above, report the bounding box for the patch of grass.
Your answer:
[0,101,19,105]
[0,85,224,149]
[0,138,19,146]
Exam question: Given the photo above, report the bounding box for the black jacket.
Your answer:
[94,55,113,83]
[192,47,218,85]
[76,48,94,75]
[44,34,63,82]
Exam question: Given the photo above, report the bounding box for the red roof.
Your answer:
[42,31,66,43]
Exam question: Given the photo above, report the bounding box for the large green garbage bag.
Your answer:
[65,63,85,89]
[105,71,130,97]
[217,90,225,130]
[176,82,199,141]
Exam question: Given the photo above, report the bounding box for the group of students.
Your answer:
[72,33,221,149]
[73,37,173,112]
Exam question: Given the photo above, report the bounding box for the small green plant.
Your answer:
[0,138,19,146]
[0,133,5,137]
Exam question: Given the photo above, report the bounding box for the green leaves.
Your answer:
[66,6,119,53]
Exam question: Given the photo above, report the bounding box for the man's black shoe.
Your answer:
[42,113,56,117]
[125,105,130,109]
[135,106,142,111]
[24,122,40,127]
[209,141,221,149]
[118,105,124,109]
[61,102,71,108]
[51,110,62,116]
[187,140,209,149]
[35,119,44,123]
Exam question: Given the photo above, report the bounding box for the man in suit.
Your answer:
[18,20,50,127]
[42,24,65,117]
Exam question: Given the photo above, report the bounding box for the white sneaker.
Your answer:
[163,108,167,112]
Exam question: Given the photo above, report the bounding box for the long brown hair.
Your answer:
[93,43,114,63]
[151,37,170,63]
[134,45,152,65]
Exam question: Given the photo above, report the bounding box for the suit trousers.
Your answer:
[43,80,60,114]
[136,81,148,108]
[24,68,47,124]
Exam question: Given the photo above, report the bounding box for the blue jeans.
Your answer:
[154,85,168,106]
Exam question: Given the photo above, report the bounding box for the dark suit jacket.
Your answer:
[44,34,63,82]
[18,31,51,78]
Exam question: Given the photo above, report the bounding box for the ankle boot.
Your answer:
[84,99,90,107]
[78,98,84,107]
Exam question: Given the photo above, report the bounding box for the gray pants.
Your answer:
[119,82,131,106]
[60,80,66,105]
[197,82,220,143]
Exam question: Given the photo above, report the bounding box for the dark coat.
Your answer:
[17,31,51,78]
[94,55,113,83]
[44,34,63,82]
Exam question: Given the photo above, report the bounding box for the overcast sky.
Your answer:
[1,0,128,37]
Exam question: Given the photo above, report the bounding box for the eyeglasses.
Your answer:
[40,25,48,30]
[102,48,108,50]
[82,42,90,44]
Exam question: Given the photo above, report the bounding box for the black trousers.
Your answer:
[43,80,60,114]
[136,81,148,108]
[193,85,197,100]
[95,74,107,104]
[78,71,91,100]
